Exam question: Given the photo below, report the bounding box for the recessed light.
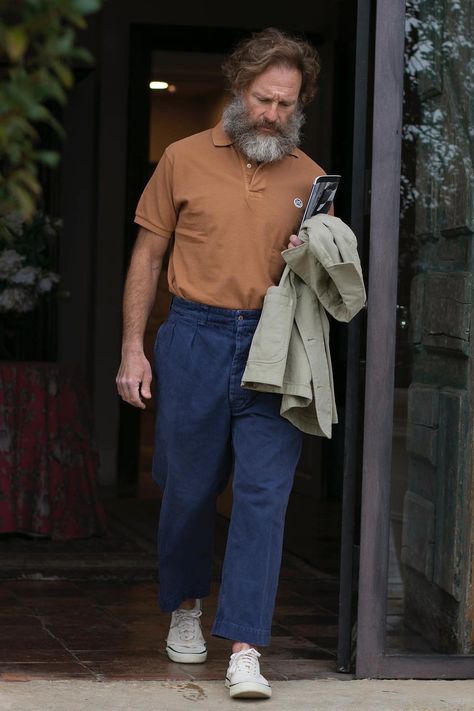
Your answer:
[149,81,169,90]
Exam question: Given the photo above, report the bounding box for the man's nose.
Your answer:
[263,102,278,122]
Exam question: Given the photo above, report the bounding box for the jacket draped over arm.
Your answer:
[241,214,367,438]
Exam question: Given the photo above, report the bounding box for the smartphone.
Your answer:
[299,174,341,227]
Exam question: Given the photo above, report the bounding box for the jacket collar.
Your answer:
[211,120,299,158]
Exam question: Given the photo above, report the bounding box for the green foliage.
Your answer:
[0,0,102,235]
[0,211,62,315]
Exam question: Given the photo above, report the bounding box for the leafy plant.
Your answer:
[0,0,102,238]
[0,211,61,314]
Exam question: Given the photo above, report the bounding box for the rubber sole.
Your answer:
[225,679,272,699]
[166,646,208,664]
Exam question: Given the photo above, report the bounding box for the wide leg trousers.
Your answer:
[152,296,302,646]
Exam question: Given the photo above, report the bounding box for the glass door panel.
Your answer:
[385,0,474,657]
[356,0,474,677]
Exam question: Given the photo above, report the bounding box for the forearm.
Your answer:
[121,248,162,354]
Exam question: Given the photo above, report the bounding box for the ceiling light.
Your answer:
[149,81,169,90]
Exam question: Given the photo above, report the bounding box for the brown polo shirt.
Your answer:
[134,121,327,309]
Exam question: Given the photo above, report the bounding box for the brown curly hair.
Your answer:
[222,27,321,106]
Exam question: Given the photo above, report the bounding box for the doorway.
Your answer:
[118,8,364,674]
[103,0,473,678]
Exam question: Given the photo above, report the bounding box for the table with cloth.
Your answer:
[0,362,106,540]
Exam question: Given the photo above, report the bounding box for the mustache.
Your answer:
[254,119,284,133]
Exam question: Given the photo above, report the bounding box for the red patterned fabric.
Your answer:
[0,362,106,540]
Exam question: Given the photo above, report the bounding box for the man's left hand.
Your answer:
[287,234,304,249]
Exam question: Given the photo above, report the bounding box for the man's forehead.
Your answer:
[247,65,302,95]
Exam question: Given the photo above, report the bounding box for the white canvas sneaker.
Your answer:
[225,647,272,699]
[165,599,207,663]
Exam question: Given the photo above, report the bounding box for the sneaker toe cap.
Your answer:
[228,672,270,687]
[167,642,206,654]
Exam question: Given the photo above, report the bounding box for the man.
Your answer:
[116,27,328,700]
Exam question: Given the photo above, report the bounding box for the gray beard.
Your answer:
[222,95,305,164]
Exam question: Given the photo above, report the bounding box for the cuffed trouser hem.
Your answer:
[211,618,271,647]
[159,590,211,614]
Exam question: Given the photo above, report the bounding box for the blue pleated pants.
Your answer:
[152,296,302,646]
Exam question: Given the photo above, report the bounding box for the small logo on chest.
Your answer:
[293,197,303,209]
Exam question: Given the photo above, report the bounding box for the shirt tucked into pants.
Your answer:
[153,296,302,647]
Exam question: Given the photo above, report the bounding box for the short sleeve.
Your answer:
[134,149,177,239]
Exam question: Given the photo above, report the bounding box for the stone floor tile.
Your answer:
[281,624,339,638]
[0,647,74,663]
[267,659,338,679]
[0,662,95,681]
[8,581,83,597]
[0,632,65,652]
[75,651,193,680]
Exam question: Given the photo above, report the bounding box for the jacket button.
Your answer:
[237,315,244,320]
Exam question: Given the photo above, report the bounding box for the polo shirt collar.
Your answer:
[212,121,233,147]
[212,120,299,158]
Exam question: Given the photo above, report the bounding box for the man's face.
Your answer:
[241,64,302,133]
[222,64,305,164]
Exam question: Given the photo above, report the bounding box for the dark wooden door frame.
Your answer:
[336,0,373,673]
[355,0,474,678]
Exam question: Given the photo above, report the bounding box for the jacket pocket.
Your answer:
[249,288,294,364]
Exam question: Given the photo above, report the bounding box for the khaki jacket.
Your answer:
[241,213,366,437]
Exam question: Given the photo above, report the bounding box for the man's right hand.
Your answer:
[116,351,153,409]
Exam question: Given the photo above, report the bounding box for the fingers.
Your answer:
[116,375,145,409]
[287,234,304,250]
[125,380,147,409]
[116,356,152,409]
[140,370,152,400]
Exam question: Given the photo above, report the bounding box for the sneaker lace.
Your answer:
[231,648,261,676]
[174,608,202,642]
